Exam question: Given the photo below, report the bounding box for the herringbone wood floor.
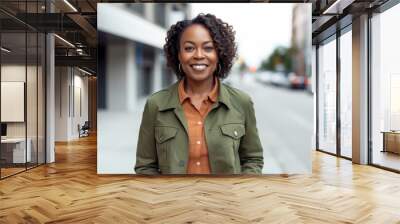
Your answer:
[1,135,400,224]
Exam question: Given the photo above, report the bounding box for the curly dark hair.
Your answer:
[163,13,237,79]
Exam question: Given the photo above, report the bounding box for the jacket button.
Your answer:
[234,130,238,137]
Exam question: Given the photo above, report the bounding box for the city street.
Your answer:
[226,73,314,174]
[111,73,314,174]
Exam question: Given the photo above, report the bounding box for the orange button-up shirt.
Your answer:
[178,78,219,174]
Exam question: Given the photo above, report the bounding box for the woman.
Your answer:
[135,14,263,175]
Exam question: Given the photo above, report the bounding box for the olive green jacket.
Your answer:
[135,81,264,175]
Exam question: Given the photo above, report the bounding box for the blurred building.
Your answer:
[96,3,191,173]
[98,3,191,111]
[291,4,312,79]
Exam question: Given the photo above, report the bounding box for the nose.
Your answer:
[194,48,205,59]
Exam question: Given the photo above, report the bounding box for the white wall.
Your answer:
[55,67,69,141]
[1,64,26,81]
[55,67,89,141]
[1,65,37,138]
[73,73,89,138]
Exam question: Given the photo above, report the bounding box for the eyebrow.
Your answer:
[183,41,213,45]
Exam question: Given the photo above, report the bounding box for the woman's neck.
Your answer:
[184,76,216,98]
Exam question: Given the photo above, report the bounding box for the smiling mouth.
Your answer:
[190,64,208,71]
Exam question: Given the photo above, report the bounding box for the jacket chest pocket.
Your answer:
[220,123,245,152]
[155,126,178,166]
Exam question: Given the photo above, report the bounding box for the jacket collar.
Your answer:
[158,79,232,111]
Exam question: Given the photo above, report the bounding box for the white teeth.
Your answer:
[191,65,207,71]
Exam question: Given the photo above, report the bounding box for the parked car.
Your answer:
[270,72,290,87]
[288,72,308,89]
[256,71,274,84]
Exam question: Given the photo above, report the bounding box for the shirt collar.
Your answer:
[158,78,232,112]
[178,77,219,104]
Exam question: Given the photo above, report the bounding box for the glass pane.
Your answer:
[371,4,400,171]
[27,0,39,169]
[27,31,38,169]
[38,33,45,165]
[318,37,337,154]
[1,31,27,177]
[312,45,317,150]
[340,30,352,158]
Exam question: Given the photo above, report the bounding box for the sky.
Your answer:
[190,3,295,69]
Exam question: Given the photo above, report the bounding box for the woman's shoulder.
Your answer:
[220,83,256,118]
[145,82,179,106]
[147,88,169,101]
[221,82,252,104]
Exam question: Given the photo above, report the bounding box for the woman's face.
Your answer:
[178,24,218,83]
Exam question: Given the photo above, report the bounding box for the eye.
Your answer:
[204,46,214,52]
[184,46,194,52]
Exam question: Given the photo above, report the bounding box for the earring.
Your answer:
[216,63,222,75]
[179,63,183,74]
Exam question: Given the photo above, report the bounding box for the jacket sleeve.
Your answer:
[239,97,264,174]
[135,99,160,175]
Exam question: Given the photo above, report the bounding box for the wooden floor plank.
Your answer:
[0,135,400,223]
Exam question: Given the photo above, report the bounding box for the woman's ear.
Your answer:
[178,52,182,63]
[214,62,220,76]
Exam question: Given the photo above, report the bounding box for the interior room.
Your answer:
[0,0,399,223]
[1,29,46,177]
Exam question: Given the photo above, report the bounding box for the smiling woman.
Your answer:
[178,24,218,85]
[134,14,264,175]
